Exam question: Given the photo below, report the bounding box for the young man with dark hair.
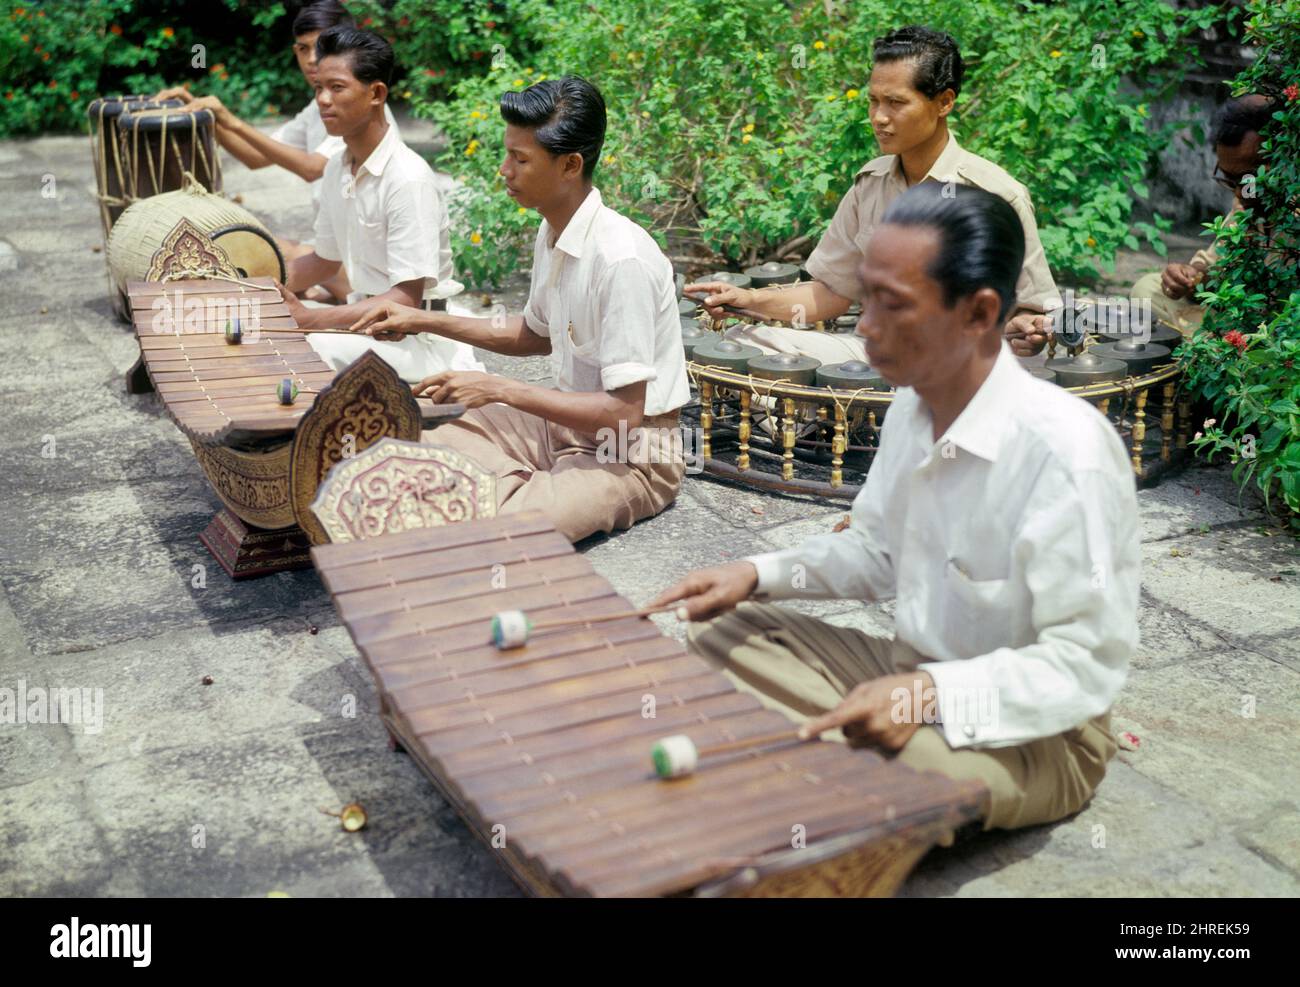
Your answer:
[274,26,479,380]
[657,183,1139,837]
[156,1,399,303]
[1130,93,1275,335]
[688,25,1061,361]
[349,76,691,543]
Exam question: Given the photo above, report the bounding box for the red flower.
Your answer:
[4,92,13,101]
[110,24,122,36]
[399,16,410,27]
[1223,329,1248,352]
[362,16,372,26]
[485,20,497,28]
[70,90,79,99]
[425,68,437,77]
[1285,84,1299,102]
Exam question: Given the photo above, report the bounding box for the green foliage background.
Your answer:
[1,0,306,137]
[364,0,1225,289]
[1182,1,1300,527]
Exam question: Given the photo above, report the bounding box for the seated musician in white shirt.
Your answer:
[157,1,398,303]
[272,26,479,382]
[653,184,1140,835]
[349,76,691,543]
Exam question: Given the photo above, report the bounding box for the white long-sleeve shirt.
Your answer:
[746,344,1140,750]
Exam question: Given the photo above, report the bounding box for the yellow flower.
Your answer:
[776,148,783,155]
[517,206,527,214]
[513,78,524,86]
[813,40,826,50]
[614,24,624,34]
[524,67,534,74]
[825,93,837,101]
[464,138,480,157]
[1086,236,1097,248]
[1137,104,1148,117]
[742,122,755,133]
[470,110,483,120]
[845,89,859,100]
[604,155,616,165]
[640,110,650,118]
[1050,50,1062,58]
[470,231,482,245]
[742,134,752,144]
[536,75,546,82]
[403,90,411,99]
[1132,29,1144,38]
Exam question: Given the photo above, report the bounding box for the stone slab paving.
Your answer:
[0,121,1296,897]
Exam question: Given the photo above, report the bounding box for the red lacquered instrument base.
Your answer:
[199,508,313,580]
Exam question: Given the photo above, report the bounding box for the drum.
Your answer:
[747,353,821,387]
[691,338,762,373]
[681,320,709,360]
[816,360,888,391]
[1045,351,1127,388]
[743,261,800,288]
[108,186,285,318]
[1089,340,1174,376]
[87,95,182,244]
[117,104,221,202]
[706,271,753,291]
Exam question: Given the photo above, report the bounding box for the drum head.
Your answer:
[210,224,286,282]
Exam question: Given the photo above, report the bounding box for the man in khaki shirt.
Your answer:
[689,26,1060,361]
[1129,95,1271,337]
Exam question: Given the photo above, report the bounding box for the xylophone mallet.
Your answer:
[276,378,321,405]
[490,603,689,649]
[651,728,814,779]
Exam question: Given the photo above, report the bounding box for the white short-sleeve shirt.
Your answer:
[273,100,397,212]
[312,122,454,303]
[522,188,690,417]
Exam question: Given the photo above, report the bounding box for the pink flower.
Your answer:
[1223,330,1248,352]
[1285,84,1299,102]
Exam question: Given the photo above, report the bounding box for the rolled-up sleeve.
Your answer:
[594,256,661,391]
[383,178,441,288]
[922,464,1138,749]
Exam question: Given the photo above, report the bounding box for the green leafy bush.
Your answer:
[408,0,1223,288]
[0,0,304,137]
[1182,0,1300,527]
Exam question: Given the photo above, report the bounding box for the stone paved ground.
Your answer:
[0,118,1297,897]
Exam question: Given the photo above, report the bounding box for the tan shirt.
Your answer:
[806,132,1060,314]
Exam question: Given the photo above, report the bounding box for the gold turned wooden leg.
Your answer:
[1131,388,1147,475]
[782,396,796,482]
[1160,381,1176,462]
[700,380,714,461]
[1098,397,1111,417]
[832,404,846,488]
[738,390,751,472]
[1176,396,1192,450]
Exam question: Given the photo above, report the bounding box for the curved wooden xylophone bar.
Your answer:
[311,510,986,897]
[127,275,464,577]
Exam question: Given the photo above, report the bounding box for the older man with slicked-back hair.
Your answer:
[656,184,1139,837]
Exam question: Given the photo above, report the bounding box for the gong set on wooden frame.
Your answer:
[677,273,1193,499]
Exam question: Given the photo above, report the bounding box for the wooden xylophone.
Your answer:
[127,276,463,577]
[312,511,986,897]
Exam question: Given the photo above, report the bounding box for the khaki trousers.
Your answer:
[423,405,686,543]
[1129,271,1203,336]
[688,602,1117,833]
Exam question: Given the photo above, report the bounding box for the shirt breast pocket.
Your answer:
[356,217,387,274]
[942,557,1015,651]
[568,335,604,392]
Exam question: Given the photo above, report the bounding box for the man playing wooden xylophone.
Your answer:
[349,76,691,543]
[688,26,1061,362]
[268,26,480,382]
[157,1,398,304]
[655,183,1139,835]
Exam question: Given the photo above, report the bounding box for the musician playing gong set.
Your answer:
[1128,94,1275,337]
[655,184,1139,835]
[350,76,691,543]
[268,26,480,381]
[688,26,1061,362]
[156,1,398,304]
